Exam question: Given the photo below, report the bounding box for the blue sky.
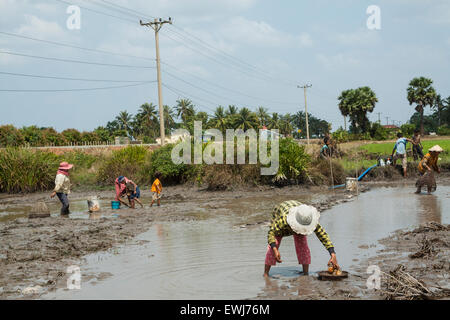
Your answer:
[0,0,449,131]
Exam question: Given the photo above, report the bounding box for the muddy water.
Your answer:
[43,185,449,300]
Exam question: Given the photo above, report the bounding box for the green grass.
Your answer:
[359,139,450,156]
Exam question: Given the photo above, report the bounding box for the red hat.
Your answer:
[58,162,73,170]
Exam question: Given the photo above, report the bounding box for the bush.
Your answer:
[0,125,25,147]
[96,146,149,185]
[147,143,189,184]
[307,159,346,186]
[401,124,416,137]
[369,122,388,140]
[275,138,310,182]
[437,125,450,136]
[0,148,60,193]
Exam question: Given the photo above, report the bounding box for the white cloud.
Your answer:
[334,29,381,47]
[316,53,360,69]
[219,16,312,48]
[15,15,66,39]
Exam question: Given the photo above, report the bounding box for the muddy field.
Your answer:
[0,176,449,300]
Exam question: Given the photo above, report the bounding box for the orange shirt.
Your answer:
[418,153,439,173]
[151,178,162,193]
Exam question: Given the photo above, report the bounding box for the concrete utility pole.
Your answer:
[297,84,312,145]
[385,116,389,125]
[140,17,172,145]
[376,112,382,124]
[343,116,347,131]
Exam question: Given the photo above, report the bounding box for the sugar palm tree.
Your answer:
[268,112,280,130]
[407,77,436,135]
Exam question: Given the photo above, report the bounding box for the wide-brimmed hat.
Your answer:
[429,145,443,153]
[58,162,73,170]
[286,204,320,235]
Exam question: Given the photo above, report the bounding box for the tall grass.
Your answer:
[0,148,60,193]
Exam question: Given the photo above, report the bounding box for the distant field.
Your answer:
[359,139,450,157]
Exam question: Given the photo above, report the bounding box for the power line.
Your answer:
[0,71,152,83]
[0,81,156,92]
[0,50,155,69]
[162,62,298,106]
[0,31,155,62]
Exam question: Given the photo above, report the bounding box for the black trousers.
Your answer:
[56,192,70,215]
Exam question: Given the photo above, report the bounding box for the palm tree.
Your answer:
[434,94,444,127]
[225,105,238,117]
[163,105,175,135]
[269,112,280,130]
[210,106,227,133]
[232,107,259,130]
[338,86,377,133]
[407,77,436,135]
[256,106,269,128]
[279,114,293,136]
[136,103,159,136]
[116,111,133,136]
[175,99,195,125]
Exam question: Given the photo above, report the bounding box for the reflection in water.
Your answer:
[42,185,450,300]
[416,194,441,224]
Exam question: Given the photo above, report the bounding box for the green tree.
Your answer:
[163,105,176,135]
[232,107,259,130]
[338,86,378,134]
[175,99,195,126]
[407,77,437,135]
[209,106,228,133]
[61,128,82,144]
[20,126,43,146]
[256,106,269,128]
[115,111,133,137]
[0,125,25,147]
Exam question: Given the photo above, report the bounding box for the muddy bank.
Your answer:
[0,184,361,299]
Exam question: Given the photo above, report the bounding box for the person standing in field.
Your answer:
[114,176,137,208]
[411,129,424,161]
[264,200,339,278]
[415,145,443,194]
[150,172,162,207]
[391,132,414,178]
[50,162,73,215]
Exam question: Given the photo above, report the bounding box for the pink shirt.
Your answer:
[114,177,134,200]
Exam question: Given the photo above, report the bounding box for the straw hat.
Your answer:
[429,145,443,153]
[58,162,73,170]
[286,204,320,235]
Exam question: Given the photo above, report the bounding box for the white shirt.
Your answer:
[54,173,71,194]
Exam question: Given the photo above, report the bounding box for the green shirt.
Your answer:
[267,200,335,254]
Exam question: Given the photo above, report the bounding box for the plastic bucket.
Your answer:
[345,177,358,192]
[111,201,121,209]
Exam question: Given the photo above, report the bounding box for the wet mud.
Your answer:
[1,177,449,300]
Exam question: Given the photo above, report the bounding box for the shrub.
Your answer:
[0,125,25,147]
[0,148,60,193]
[147,143,189,184]
[369,122,388,140]
[400,124,416,137]
[96,146,149,185]
[307,159,346,186]
[275,138,310,182]
[437,125,450,136]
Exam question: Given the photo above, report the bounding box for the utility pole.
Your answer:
[385,116,389,126]
[376,112,382,124]
[297,84,312,145]
[140,17,172,146]
[343,116,347,131]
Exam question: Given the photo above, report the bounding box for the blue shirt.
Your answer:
[394,138,407,155]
